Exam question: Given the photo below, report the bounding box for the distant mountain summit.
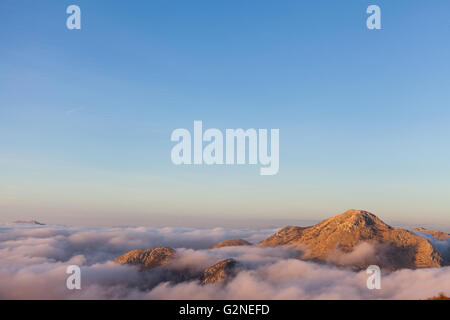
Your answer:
[13,220,45,225]
[210,238,251,249]
[259,209,446,269]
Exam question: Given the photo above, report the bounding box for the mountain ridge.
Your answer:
[259,209,446,269]
[114,209,448,282]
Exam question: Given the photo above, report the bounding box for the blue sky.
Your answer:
[1,1,449,228]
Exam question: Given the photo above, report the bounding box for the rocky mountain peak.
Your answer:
[259,209,445,269]
[114,247,175,270]
[320,209,391,230]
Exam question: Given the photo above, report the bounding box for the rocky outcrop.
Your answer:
[115,247,175,270]
[413,227,450,240]
[259,209,445,269]
[201,258,240,285]
[210,238,252,249]
[115,248,241,285]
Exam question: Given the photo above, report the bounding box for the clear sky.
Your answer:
[1,1,449,228]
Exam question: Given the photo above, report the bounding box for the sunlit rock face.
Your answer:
[115,247,176,270]
[259,209,446,269]
[201,258,240,285]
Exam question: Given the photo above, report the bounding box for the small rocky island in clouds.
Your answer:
[13,220,46,225]
[114,209,450,284]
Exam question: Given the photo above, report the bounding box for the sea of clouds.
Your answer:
[0,223,449,300]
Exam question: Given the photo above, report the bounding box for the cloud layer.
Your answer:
[0,223,449,299]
